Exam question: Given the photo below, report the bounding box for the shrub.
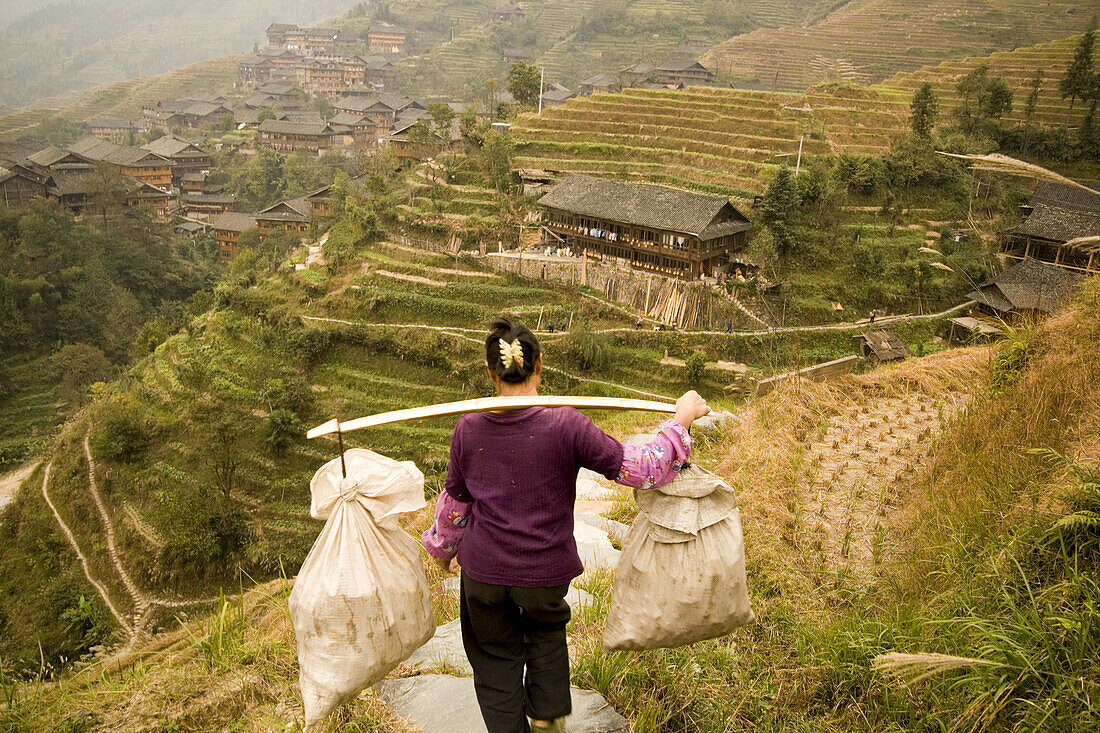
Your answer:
[685,351,708,386]
[263,409,303,455]
[92,398,152,462]
[50,343,111,404]
[558,326,610,372]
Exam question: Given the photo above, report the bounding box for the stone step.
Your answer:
[375,674,628,733]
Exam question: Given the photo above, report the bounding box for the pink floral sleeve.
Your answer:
[421,490,471,561]
[615,419,693,491]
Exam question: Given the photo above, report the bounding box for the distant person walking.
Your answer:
[635,316,644,329]
[869,310,877,324]
[726,321,733,333]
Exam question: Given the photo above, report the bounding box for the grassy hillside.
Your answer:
[0,55,243,143]
[7,279,1100,731]
[703,0,1094,91]
[0,194,958,676]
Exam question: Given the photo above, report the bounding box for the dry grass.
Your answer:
[2,579,415,732]
[714,347,991,596]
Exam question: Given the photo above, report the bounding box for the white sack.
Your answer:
[603,464,754,651]
[290,448,436,727]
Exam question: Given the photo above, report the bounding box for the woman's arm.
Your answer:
[421,425,473,567]
[615,418,692,490]
[421,490,471,562]
[616,391,709,491]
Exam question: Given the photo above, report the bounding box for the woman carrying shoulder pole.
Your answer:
[422,317,709,732]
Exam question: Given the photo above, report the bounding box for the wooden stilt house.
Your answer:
[537,175,753,279]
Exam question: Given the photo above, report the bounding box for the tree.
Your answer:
[312,95,335,120]
[427,103,457,144]
[1024,68,1044,123]
[483,130,514,192]
[1061,25,1096,112]
[507,62,541,107]
[407,119,441,160]
[86,162,133,222]
[190,392,248,500]
[910,83,938,138]
[954,64,1013,133]
[757,166,801,254]
[459,109,486,151]
[257,106,276,123]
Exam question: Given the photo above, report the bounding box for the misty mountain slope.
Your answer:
[0,0,352,107]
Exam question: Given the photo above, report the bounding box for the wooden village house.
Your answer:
[89,119,143,141]
[0,165,48,207]
[653,58,714,86]
[537,174,754,279]
[212,212,258,261]
[180,193,237,216]
[257,120,338,155]
[366,24,408,54]
[1000,182,1100,274]
[69,137,173,189]
[967,258,1085,321]
[141,135,212,186]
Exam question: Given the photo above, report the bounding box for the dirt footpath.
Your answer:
[0,462,38,509]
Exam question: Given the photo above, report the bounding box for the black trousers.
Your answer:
[460,572,573,733]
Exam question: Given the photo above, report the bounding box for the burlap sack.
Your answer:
[290,448,435,727]
[602,464,754,651]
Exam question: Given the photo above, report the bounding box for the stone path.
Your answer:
[376,676,628,733]
[386,468,632,730]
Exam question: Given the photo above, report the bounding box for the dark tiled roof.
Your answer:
[1029,181,1100,213]
[181,102,231,118]
[330,111,374,125]
[27,145,88,167]
[257,82,297,95]
[48,167,94,196]
[859,331,912,361]
[70,137,170,167]
[258,120,334,135]
[968,258,1086,314]
[656,58,710,73]
[142,135,207,158]
[181,193,237,205]
[1011,203,1100,245]
[212,212,257,232]
[257,197,311,221]
[538,174,749,236]
[580,73,617,87]
[89,118,139,129]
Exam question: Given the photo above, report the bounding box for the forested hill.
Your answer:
[0,0,351,108]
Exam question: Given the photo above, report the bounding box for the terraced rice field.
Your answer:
[879,35,1095,128]
[703,0,1092,91]
[512,84,908,200]
[0,56,242,142]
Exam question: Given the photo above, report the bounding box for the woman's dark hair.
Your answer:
[486,317,540,383]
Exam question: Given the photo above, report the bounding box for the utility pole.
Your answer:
[538,66,545,116]
[795,133,804,175]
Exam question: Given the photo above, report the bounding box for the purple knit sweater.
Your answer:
[440,407,621,586]
[425,406,692,587]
